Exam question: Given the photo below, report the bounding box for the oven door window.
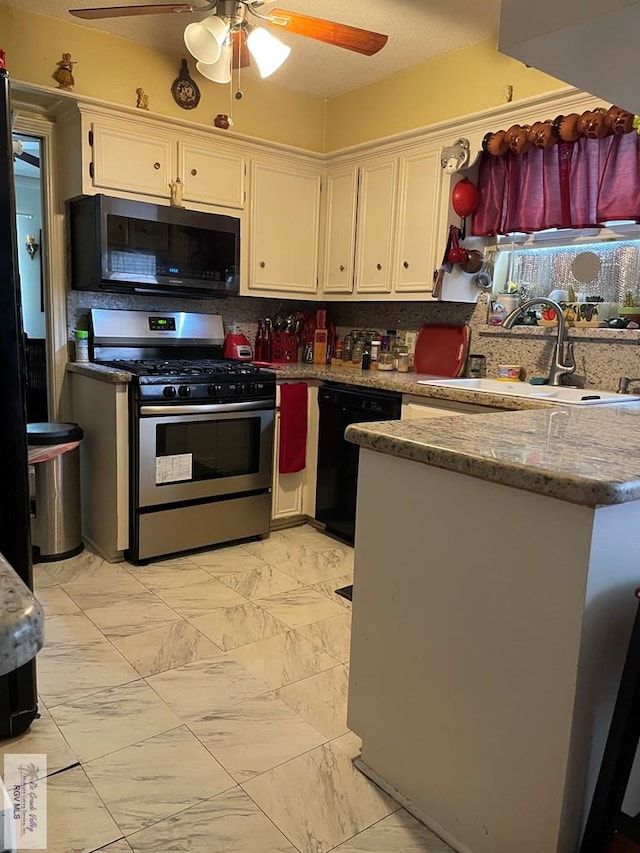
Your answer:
[156,417,260,482]
[137,408,274,507]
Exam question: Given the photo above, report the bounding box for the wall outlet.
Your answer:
[405,331,417,353]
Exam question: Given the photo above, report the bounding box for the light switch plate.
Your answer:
[405,331,417,353]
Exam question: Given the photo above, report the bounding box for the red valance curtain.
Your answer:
[472,131,640,236]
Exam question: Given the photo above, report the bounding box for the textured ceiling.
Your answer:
[5,0,502,98]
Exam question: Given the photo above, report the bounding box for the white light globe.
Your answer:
[184,15,228,64]
[196,43,232,84]
[247,27,291,78]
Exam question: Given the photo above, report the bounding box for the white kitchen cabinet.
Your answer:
[179,141,245,208]
[272,409,305,521]
[271,383,319,524]
[58,106,246,209]
[69,372,129,561]
[394,146,442,294]
[90,118,245,208]
[90,121,174,198]
[248,160,321,296]
[321,165,359,293]
[321,144,443,300]
[401,395,500,418]
[354,157,398,294]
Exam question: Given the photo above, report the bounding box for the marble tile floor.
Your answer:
[1,524,452,853]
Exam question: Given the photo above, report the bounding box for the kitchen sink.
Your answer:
[417,378,640,405]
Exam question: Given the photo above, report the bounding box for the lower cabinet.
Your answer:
[401,395,501,418]
[70,373,129,561]
[271,383,319,523]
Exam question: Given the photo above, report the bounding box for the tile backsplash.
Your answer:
[67,290,640,392]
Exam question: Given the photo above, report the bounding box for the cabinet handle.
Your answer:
[260,261,266,268]
[403,261,409,269]
[376,263,382,271]
[191,168,197,176]
[339,264,345,272]
[153,162,161,170]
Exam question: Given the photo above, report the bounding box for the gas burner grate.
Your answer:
[98,358,266,379]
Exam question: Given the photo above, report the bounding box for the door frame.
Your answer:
[13,111,68,420]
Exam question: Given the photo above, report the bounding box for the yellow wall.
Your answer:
[0,3,326,151]
[0,4,569,154]
[324,39,567,151]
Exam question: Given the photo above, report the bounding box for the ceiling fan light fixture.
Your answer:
[246,26,290,78]
[184,15,229,64]
[196,42,232,83]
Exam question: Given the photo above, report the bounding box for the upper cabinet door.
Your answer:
[354,158,397,294]
[394,146,442,294]
[321,165,358,293]
[90,121,173,198]
[249,160,321,294]
[179,142,245,209]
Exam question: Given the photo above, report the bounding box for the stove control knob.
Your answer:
[207,384,217,397]
[246,382,256,394]
[163,386,177,398]
[236,383,246,394]
[178,386,192,398]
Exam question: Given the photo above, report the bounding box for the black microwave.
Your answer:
[68,194,240,297]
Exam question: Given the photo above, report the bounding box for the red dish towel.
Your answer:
[279,383,308,474]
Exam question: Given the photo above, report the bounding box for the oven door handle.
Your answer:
[139,401,274,416]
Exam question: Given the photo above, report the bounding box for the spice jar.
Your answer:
[396,350,410,373]
[370,339,381,368]
[377,350,395,371]
[342,331,354,362]
[74,330,89,362]
[351,335,364,366]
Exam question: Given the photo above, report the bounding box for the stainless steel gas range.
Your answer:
[91,309,276,563]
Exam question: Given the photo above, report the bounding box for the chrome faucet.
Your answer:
[502,297,576,387]
[617,376,640,394]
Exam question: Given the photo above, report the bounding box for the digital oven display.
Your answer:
[149,316,176,331]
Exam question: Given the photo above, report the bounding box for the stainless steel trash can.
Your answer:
[27,422,84,562]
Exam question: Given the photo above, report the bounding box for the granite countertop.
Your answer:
[68,360,546,410]
[67,362,134,383]
[346,403,640,507]
[68,359,640,506]
[0,554,44,677]
[70,359,632,412]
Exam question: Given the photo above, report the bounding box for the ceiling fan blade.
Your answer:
[231,29,250,70]
[16,152,40,169]
[265,9,388,56]
[69,4,196,20]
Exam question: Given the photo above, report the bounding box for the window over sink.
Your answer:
[504,236,640,307]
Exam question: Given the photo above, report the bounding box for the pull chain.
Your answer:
[234,31,244,101]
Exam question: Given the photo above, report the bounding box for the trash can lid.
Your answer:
[27,422,84,445]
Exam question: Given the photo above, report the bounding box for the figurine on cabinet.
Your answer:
[135,87,150,110]
[52,53,76,90]
[214,113,233,130]
[169,178,184,208]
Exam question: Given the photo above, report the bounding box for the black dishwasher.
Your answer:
[315,384,402,544]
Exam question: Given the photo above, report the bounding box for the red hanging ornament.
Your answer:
[451,178,479,240]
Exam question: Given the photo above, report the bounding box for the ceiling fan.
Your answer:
[69,1,388,82]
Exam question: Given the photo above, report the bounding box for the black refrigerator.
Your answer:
[0,62,39,737]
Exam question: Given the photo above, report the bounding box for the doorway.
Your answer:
[13,132,47,422]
